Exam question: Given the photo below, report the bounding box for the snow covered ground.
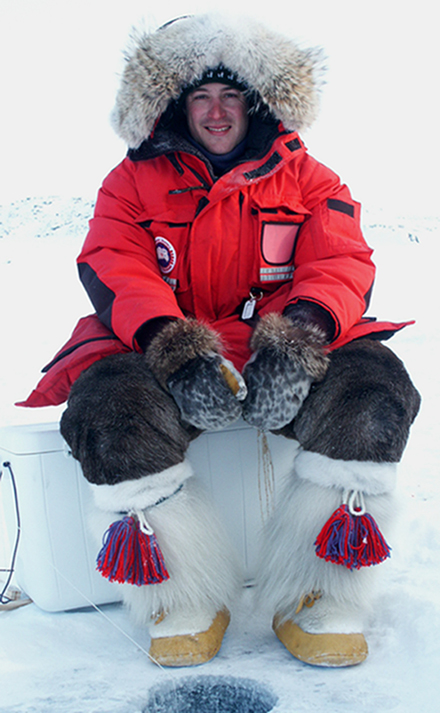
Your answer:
[0,197,439,712]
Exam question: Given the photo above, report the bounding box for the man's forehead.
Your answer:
[188,82,244,96]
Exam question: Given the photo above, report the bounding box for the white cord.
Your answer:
[342,489,366,516]
[132,509,155,536]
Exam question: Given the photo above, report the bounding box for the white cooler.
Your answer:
[0,421,297,612]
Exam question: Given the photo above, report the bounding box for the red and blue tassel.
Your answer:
[97,511,169,586]
[315,490,391,570]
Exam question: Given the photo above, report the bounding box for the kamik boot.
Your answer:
[91,465,241,667]
[257,340,420,667]
[60,352,242,667]
[258,451,397,666]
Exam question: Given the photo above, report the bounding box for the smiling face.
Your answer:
[185,82,249,155]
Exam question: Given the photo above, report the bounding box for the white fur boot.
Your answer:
[257,448,397,667]
[90,458,242,666]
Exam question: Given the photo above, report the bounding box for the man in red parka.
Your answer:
[57,14,420,668]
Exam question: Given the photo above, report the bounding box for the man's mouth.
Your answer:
[205,126,231,134]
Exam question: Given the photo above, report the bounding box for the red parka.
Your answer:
[18,129,411,408]
[78,129,410,370]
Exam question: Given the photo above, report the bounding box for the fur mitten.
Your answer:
[145,319,246,430]
[242,313,329,431]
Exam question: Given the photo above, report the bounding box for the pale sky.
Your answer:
[1,0,438,213]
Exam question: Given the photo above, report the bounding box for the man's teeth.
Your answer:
[207,127,229,132]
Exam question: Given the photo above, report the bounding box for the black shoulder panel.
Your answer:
[327,198,355,218]
[78,262,115,331]
[244,151,282,181]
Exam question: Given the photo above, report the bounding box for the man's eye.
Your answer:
[224,92,242,102]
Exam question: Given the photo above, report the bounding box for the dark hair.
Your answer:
[185,64,249,93]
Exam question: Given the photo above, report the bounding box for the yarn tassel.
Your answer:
[314,490,391,570]
[97,512,169,585]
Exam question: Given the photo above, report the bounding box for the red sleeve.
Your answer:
[287,153,376,342]
[77,159,185,348]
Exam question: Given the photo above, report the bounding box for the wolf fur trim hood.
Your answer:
[111,13,326,148]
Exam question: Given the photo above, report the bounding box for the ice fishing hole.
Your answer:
[143,675,278,713]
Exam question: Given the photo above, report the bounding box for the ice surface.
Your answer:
[142,675,278,713]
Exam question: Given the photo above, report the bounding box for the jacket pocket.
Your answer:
[252,208,305,285]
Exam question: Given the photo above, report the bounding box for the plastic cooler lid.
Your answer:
[0,418,252,456]
[0,422,65,455]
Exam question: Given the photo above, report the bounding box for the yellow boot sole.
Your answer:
[273,614,368,667]
[149,609,231,667]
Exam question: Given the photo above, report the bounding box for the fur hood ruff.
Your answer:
[111,13,326,148]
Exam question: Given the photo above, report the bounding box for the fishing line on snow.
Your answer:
[0,461,166,669]
[43,560,167,670]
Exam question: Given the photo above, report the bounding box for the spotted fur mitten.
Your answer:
[242,313,329,431]
[145,319,247,430]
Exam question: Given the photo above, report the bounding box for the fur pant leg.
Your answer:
[290,339,421,463]
[60,352,200,485]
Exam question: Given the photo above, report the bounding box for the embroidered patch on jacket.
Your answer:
[155,236,177,274]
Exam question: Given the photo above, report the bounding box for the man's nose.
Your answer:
[207,99,226,119]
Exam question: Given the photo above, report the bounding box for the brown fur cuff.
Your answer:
[250,313,329,381]
[145,319,223,389]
